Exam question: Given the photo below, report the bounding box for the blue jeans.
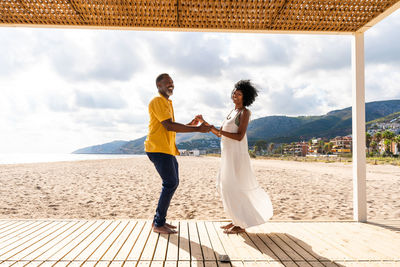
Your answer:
[146,152,179,227]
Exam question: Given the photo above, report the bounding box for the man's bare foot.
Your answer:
[153,225,177,234]
[152,222,177,229]
[220,223,234,229]
[165,222,177,229]
[223,226,245,234]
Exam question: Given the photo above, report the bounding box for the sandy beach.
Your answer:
[0,156,399,221]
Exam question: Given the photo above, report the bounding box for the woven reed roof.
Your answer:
[1,1,400,33]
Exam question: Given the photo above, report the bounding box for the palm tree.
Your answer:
[324,142,333,154]
[370,141,378,154]
[382,130,395,140]
[373,132,382,143]
[318,140,325,154]
[366,132,372,150]
[268,143,274,155]
[373,132,383,154]
[394,135,400,155]
[382,131,395,155]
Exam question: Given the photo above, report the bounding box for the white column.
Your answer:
[352,32,367,222]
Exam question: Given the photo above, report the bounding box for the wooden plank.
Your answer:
[203,221,230,267]
[177,260,191,266]
[211,222,241,261]
[322,223,381,260]
[165,220,179,261]
[148,260,163,267]
[55,220,111,262]
[164,260,178,267]
[74,221,121,262]
[0,221,53,251]
[113,220,144,262]
[38,221,100,262]
[270,223,335,267]
[12,221,86,264]
[0,221,32,237]
[108,260,127,267]
[303,223,365,260]
[125,220,152,261]
[244,232,280,262]
[6,221,74,262]
[243,261,284,267]
[139,223,159,261]
[329,223,400,260]
[288,223,354,261]
[204,261,218,267]
[266,233,312,267]
[136,260,151,267]
[0,221,69,263]
[196,221,216,261]
[217,226,257,261]
[101,221,137,261]
[0,220,14,228]
[270,222,346,263]
[83,221,128,263]
[0,221,46,245]
[192,260,206,267]
[188,221,204,262]
[272,233,324,267]
[251,224,298,267]
[152,231,169,261]
[177,221,190,261]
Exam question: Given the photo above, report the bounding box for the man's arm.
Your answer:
[161,119,211,133]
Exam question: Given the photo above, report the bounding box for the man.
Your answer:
[145,73,212,234]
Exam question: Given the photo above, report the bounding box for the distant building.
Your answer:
[284,142,308,157]
[391,142,399,155]
[331,136,352,154]
[189,149,200,157]
[178,149,201,156]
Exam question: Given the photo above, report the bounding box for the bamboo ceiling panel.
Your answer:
[0,0,399,32]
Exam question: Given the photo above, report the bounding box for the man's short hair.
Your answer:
[156,73,170,85]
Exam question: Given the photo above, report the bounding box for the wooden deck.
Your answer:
[0,220,399,266]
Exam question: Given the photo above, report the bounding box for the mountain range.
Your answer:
[72,99,400,154]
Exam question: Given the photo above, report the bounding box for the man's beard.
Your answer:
[166,89,173,96]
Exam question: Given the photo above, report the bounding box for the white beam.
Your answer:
[0,24,353,35]
[352,32,367,222]
[357,1,400,33]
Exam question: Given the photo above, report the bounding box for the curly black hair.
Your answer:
[231,80,259,107]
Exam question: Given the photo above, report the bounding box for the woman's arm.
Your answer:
[210,125,221,137]
[219,109,250,141]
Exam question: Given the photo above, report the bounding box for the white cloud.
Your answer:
[0,9,399,153]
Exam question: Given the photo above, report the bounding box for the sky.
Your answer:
[0,9,399,154]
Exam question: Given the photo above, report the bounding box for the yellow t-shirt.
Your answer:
[144,94,180,156]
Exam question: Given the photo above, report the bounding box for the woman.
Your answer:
[197,80,273,234]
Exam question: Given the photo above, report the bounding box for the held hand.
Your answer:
[195,115,211,126]
[195,115,205,123]
[198,123,212,133]
[188,117,199,126]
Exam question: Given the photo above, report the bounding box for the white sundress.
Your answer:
[217,109,274,228]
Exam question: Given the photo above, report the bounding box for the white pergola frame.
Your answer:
[2,2,400,223]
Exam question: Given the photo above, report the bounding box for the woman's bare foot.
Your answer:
[220,222,234,229]
[153,225,177,234]
[223,226,245,234]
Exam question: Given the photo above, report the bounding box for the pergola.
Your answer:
[1,0,400,222]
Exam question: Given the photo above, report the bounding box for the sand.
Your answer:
[0,156,399,221]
